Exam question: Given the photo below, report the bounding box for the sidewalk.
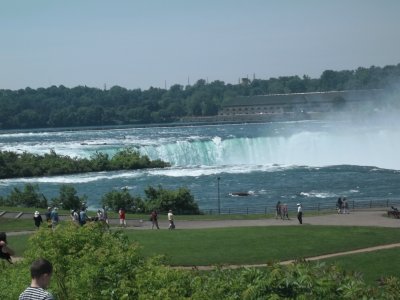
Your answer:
[5,210,400,237]
[140,210,400,230]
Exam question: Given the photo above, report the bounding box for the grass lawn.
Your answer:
[320,247,400,285]
[124,226,400,266]
[4,221,400,285]
[0,218,37,231]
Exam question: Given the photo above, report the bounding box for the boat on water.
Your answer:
[230,192,251,196]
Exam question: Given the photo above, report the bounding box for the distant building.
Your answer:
[180,89,386,124]
[219,89,384,118]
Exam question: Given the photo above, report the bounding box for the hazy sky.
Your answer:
[1,0,399,90]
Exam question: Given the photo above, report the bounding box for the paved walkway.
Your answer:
[6,209,400,236]
[141,209,400,230]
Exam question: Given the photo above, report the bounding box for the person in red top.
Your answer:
[118,208,126,227]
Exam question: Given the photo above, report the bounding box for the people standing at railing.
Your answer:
[342,197,349,214]
[337,197,343,214]
[282,204,289,220]
[275,201,282,219]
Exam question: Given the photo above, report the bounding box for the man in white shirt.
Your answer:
[297,203,303,224]
[168,209,175,229]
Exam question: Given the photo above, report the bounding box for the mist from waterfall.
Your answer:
[137,125,400,170]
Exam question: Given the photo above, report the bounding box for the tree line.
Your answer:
[0,148,169,179]
[0,63,399,129]
[0,183,200,215]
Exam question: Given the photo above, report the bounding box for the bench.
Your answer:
[387,210,400,219]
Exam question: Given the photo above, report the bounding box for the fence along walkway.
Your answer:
[199,198,400,215]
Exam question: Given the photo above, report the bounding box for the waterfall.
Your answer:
[138,128,400,170]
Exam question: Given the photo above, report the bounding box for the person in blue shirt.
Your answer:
[50,208,59,230]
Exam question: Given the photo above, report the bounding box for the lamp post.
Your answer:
[217,176,221,214]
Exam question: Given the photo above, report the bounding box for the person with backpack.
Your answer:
[45,207,52,228]
[0,232,15,264]
[79,208,88,226]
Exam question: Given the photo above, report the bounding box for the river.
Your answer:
[1,118,399,212]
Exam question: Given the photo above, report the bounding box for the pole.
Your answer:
[217,177,221,214]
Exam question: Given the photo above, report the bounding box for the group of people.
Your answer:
[33,207,59,230]
[275,201,303,224]
[150,209,175,229]
[33,206,176,230]
[336,197,349,214]
[32,206,110,230]
[71,206,109,227]
[275,201,290,220]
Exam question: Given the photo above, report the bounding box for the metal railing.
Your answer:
[197,198,400,215]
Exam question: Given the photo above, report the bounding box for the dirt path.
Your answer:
[175,243,400,271]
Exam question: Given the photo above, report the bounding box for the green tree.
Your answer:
[144,185,200,214]
[7,183,47,208]
[54,185,85,210]
[101,188,145,213]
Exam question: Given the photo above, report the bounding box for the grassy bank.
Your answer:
[3,215,400,285]
[124,226,400,266]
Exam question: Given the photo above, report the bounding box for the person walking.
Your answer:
[150,210,160,229]
[79,208,88,226]
[119,208,126,227]
[168,209,175,229]
[19,258,54,300]
[297,203,303,224]
[0,232,15,264]
[45,207,52,228]
[50,207,59,230]
[103,206,109,225]
[33,211,43,229]
[71,209,79,225]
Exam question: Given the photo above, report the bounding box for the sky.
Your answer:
[1,0,400,91]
